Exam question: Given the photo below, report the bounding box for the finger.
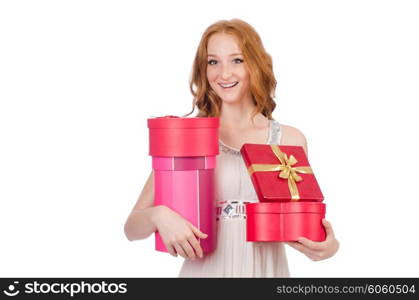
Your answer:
[297,237,325,251]
[189,223,208,239]
[165,244,177,257]
[285,242,300,248]
[307,253,321,261]
[286,242,303,251]
[173,243,187,259]
[286,241,317,257]
[322,219,335,239]
[180,240,196,260]
[187,235,204,258]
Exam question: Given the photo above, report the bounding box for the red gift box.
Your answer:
[240,144,324,202]
[246,202,326,241]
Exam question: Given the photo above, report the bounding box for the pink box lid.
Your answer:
[148,116,219,157]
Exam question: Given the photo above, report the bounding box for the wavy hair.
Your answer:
[186,19,277,120]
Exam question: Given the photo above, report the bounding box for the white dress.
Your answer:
[178,120,290,277]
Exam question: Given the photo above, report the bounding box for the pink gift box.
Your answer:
[148,116,219,254]
[153,156,216,253]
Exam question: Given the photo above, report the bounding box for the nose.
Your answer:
[220,64,232,80]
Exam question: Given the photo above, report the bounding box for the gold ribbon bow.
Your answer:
[247,145,313,201]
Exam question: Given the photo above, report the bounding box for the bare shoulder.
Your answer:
[279,124,308,155]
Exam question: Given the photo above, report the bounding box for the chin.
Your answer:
[220,97,241,104]
[218,92,243,103]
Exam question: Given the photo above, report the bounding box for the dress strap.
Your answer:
[219,119,281,155]
[269,120,282,145]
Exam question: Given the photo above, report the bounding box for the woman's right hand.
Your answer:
[153,205,208,259]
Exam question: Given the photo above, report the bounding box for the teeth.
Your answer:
[219,82,238,88]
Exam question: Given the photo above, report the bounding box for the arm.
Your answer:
[123,171,207,259]
[280,124,339,261]
[124,171,162,241]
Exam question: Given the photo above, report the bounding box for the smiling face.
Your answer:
[206,33,252,105]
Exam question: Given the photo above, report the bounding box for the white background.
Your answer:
[1,0,418,277]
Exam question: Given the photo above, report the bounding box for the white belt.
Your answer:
[216,200,251,220]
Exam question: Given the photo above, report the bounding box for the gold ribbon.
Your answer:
[247,145,313,201]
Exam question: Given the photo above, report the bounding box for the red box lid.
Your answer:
[246,202,326,214]
[240,144,324,202]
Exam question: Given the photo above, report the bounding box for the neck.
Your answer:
[219,97,268,130]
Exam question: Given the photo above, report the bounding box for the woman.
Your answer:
[124,19,339,277]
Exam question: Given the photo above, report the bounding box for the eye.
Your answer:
[208,59,217,65]
[233,58,244,64]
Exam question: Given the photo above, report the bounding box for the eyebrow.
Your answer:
[207,53,243,57]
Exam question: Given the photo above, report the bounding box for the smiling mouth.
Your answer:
[218,82,238,89]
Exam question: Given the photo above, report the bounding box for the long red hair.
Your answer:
[186,19,277,120]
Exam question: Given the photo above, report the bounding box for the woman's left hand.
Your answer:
[286,219,339,261]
